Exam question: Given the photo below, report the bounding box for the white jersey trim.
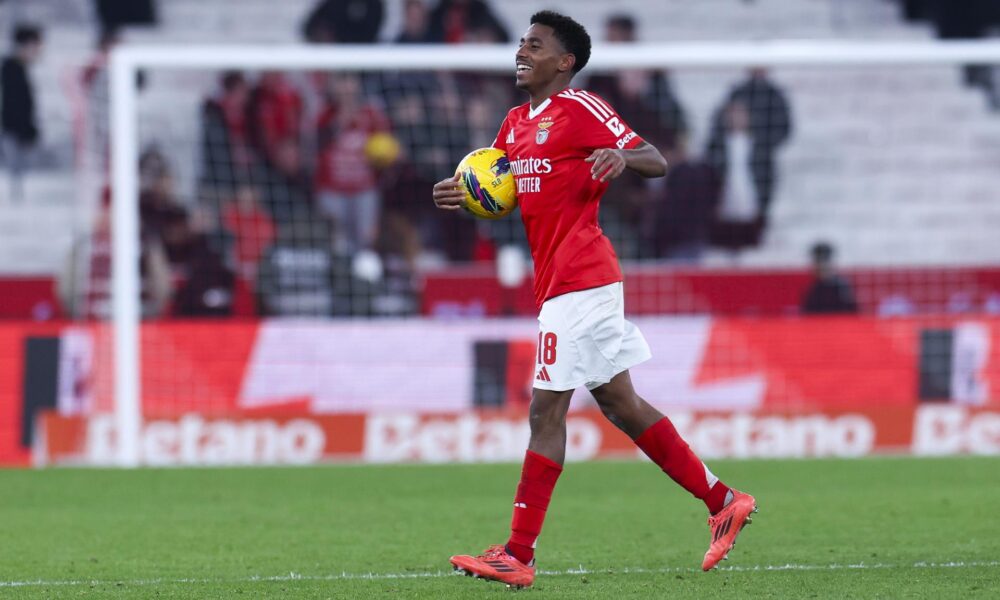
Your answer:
[577,90,613,116]
[558,89,609,122]
[569,89,611,119]
[559,92,604,121]
[528,98,552,120]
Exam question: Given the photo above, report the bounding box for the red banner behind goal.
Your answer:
[2,315,998,466]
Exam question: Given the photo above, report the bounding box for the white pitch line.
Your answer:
[1,561,997,588]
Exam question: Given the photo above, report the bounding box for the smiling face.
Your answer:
[515,23,575,94]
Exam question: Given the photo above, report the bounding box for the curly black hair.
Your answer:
[529,11,591,73]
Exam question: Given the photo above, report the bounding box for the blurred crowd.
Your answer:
[2,0,996,321]
[30,0,798,319]
[152,0,527,319]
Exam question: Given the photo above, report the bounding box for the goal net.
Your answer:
[43,40,1000,466]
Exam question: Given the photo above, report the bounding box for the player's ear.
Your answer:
[558,53,576,74]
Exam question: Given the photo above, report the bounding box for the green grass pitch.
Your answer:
[1,457,999,598]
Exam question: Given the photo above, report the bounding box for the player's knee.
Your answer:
[593,390,637,419]
[528,398,568,435]
[528,408,562,437]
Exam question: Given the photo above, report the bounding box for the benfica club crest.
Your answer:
[536,119,554,144]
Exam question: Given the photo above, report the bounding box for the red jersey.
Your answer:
[314,104,390,195]
[492,88,645,307]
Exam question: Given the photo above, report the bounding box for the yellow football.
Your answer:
[454,147,517,219]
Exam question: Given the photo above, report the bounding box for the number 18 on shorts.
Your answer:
[533,282,652,392]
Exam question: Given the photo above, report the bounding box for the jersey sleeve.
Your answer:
[560,89,644,152]
[492,112,512,153]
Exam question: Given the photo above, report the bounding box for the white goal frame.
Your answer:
[109,40,1000,466]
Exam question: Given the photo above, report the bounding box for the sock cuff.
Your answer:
[636,417,669,441]
[704,481,731,513]
[523,450,563,484]
[635,418,670,459]
[508,532,539,549]
[525,449,562,471]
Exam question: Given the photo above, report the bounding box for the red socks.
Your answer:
[635,417,731,515]
[505,419,724,566]
[506,450,562,565]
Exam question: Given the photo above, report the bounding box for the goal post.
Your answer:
[107,40,1000,467]
[109,49,142,467]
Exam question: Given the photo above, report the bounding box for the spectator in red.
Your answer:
[427,0,509,44]
[222,182,276,281]
[247,72,303,167]
[60,190,172,320]
[200,71,254,202]
[314,74,393,251]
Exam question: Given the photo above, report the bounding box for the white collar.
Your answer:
[528,98,551,119]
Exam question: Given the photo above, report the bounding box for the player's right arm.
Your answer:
[432,174,464,211]
[433,112,513,211]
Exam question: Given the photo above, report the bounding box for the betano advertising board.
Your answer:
[1,316,997,466]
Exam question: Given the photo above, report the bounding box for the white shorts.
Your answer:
[533,282,652,392]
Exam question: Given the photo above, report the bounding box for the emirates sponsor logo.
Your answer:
[509,157,552,176]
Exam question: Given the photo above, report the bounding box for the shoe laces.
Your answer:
[708,495,741,527]
[478,545,509,560]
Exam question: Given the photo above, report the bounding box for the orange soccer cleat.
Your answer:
[702,490,758,571]
[450,544,535,588]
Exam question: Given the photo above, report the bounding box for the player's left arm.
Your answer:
[585,141,667,182]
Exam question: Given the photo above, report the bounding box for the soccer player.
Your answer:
[432,11,756,588]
